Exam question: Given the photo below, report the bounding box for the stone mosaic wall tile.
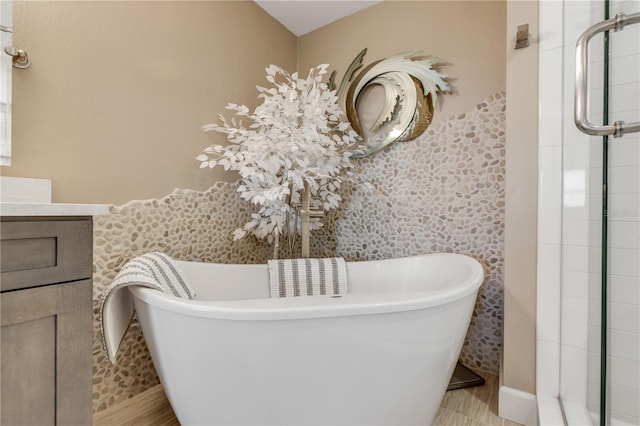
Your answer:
[92,91,506,413]
[314,92,506,373]
[92,186,274,412]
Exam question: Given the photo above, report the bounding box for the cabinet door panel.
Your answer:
[0,280,93,426]
[1,316,56,426]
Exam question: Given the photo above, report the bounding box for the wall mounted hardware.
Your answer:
[3,46,30,69]
[1,24,30,69]
[515,24,529,49]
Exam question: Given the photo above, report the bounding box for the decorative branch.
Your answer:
[198,64,363,244]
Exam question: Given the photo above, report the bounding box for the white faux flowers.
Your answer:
[197,64,362,243]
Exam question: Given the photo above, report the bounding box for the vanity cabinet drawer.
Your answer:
[1,219,93,292]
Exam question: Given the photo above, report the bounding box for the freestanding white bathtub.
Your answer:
[130,253,484,425]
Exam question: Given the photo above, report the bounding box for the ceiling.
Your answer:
[254,1,382,36]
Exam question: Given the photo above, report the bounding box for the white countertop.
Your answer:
[0,202,110,217]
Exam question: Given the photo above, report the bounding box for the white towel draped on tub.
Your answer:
[268,258,348,298]
[99,252,195,365]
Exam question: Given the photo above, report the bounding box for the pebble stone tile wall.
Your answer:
[92,91,506,413]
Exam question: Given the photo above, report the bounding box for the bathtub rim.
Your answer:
[130,253,484,321]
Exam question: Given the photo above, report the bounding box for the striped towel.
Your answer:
[268,258,348,298]
[99,252,195,365]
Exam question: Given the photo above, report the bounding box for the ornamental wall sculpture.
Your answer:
[329,49,451,156]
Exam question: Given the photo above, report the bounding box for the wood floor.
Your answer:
[435,374,522,426]
[94,372,522,426]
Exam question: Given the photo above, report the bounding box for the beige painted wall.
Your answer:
[2,1,296,205]
[297,1,507,123]
[503,0,538,395]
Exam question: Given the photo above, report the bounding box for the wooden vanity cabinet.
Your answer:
[1,217,94,426]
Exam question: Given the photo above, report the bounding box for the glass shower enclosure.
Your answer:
[560,0,639,424]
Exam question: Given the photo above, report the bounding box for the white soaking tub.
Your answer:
[130,253,484,425]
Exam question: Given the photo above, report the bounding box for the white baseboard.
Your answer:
[499,385,538,426]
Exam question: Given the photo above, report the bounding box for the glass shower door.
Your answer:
[560,0,640,425]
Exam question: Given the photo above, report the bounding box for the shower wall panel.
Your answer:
[538,1,639,424]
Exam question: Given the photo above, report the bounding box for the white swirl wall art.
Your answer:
[330,49,451,156]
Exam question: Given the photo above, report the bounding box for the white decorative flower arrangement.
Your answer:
[197,64,362,244]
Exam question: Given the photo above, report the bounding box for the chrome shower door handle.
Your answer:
[574,12,640,138]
